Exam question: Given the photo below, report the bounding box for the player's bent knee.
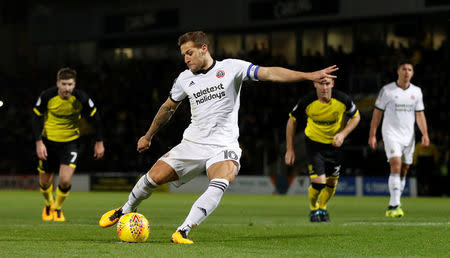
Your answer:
[148,160,178,185]
[208,161,237,183]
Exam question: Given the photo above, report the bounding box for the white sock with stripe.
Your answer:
[122,173,157,213]
[388,173,401,207]
[177,178,229,235]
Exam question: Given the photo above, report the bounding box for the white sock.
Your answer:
[400,176,406,195]
[122,174,157,213]
[388,173,401,207]
[177,178,229,235]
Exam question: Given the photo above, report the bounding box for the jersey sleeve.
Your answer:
[33,90,51,117]
[229,59,260,82]
[32,88,56,140]
[415,88,425,111]
[76,89,104,141]
[169,76,187,102]
[289,98,306,121]
[374,87,387,110]
[335,90,359,117]
[76,89,98,118]
[343,94,359,117]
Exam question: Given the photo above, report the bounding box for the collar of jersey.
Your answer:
[193,60,216,75]
[395,81,410,90]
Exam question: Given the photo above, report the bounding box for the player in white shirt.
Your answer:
[368,61,429,218]
[99,31,338,243]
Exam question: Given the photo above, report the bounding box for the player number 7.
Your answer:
[70,152,78,163]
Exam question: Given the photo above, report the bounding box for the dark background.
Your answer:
[0,0,448,196]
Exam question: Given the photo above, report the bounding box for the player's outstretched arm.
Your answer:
[137,97,181,153]
[257,65,338,83]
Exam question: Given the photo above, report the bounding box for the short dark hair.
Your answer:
[57,67,77,81]
[397,60,414,70]
[177,31,209,48]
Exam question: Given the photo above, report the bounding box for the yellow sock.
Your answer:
[318,184,337,210]
[54,185,70,210]
[308,184,325,210]
[40,184,54,206]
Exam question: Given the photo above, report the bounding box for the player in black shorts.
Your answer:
[285,78,360,222]
[32,67,105,222]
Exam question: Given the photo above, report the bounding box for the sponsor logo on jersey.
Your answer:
[312,119,338,125]
[193,83,226,105]
[189,81,195,87]
[394,103,414,112]
[216,70,225,78]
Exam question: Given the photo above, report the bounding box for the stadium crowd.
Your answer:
[0,38,448,195]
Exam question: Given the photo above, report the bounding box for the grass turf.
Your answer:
[0,191,448,257]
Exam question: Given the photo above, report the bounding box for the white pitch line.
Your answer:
[342,222,450,226]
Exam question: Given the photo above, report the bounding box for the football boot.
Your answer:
[99,207,123,228]
[318,208,330,222]
[385,206,404,218]
[42,202,54,221]
[171,230,194,244]
[53,209,66,222]
[309,210,321,222]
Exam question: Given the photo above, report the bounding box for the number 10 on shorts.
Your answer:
[223,150,238,160]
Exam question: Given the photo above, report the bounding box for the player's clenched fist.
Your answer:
[137,136,151,153]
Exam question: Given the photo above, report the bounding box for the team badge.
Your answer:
[410,95,415,100]
[216,70,225,78]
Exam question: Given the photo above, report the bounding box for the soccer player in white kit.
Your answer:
[99,31,338,243]
[368,61,429,218]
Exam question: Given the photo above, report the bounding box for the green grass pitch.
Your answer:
[0,190,448,257]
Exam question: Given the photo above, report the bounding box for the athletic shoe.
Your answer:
[171,231,194,244]
[385,206,404,218]
[53,209,66,222]
[42,202,54,221]
[391,206,404,217]
[318,208,330,222]
[99,207,123,228]
[309,210,321,222]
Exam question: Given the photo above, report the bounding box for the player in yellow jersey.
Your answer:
[285,77,360,222]
[32,67,105,222]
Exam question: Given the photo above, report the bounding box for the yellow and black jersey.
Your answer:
[32,87,103,142]
[289,90,359,144]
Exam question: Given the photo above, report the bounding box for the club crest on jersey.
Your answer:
[216,70,225,78]
[410,95,415,100]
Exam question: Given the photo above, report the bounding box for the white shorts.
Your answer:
[159,140,242,187]
[382,137,415,164]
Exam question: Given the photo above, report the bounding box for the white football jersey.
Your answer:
[375,82,424,145]
[170,59,260,146]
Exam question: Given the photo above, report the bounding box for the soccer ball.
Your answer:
[116,212,150,243]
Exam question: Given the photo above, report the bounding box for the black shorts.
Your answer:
[37,138,79,174]
[305,137,341,178]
